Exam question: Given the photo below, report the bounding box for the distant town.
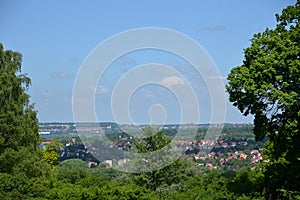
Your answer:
[39,123,266,171]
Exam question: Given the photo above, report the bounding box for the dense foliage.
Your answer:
[1,1,300,199]
[0,112,279,200]
[0,43,50,179]
[226,1,300,199]
[0,43,40,155]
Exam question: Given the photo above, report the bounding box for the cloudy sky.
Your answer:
[0,0,295,124]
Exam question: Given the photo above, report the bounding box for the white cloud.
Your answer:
[117,56,137,65]
[144,92,155,99]
[160,76,186,88]
[41,91,55,98]
[145,64,177,76]
[208,75,226,80]
[200,25,226,32]
[97,85,110,94]
[51,71,71,79]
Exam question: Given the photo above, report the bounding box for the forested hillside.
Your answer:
[0,1,299,199]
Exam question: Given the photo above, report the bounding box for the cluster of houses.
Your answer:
[41,134,266,171]
[183,139,265,170]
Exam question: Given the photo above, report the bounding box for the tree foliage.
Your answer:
[1,2,300,197]
[41,140,60,167]
[226,1,300,198]
[0,43,40,174]
[0,43,54,199]
[132,126,199,193]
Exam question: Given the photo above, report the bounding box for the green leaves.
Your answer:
[41,140,60,167]
[227,0,300,145]
[134,126,171,153]
[0,43,39,155]
[226,1,300,198]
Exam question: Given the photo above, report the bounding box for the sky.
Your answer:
[0,0,296,124]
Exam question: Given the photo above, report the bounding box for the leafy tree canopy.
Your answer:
[226,1,300,198]
[0,43,40,174]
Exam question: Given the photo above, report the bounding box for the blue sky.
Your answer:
[0,0,296,124]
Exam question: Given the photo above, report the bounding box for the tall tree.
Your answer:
[0,43,40,173]
[226,1,300,198]
[132,126,197,192]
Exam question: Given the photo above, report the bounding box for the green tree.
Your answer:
[0,43,53,199]
[0,43,41,174]
[41,140,60,168]
[134,126,171,153]
[226,1,300,199]
[0,44,39,154]
[132,126,198,193]
[57,159,87,184]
